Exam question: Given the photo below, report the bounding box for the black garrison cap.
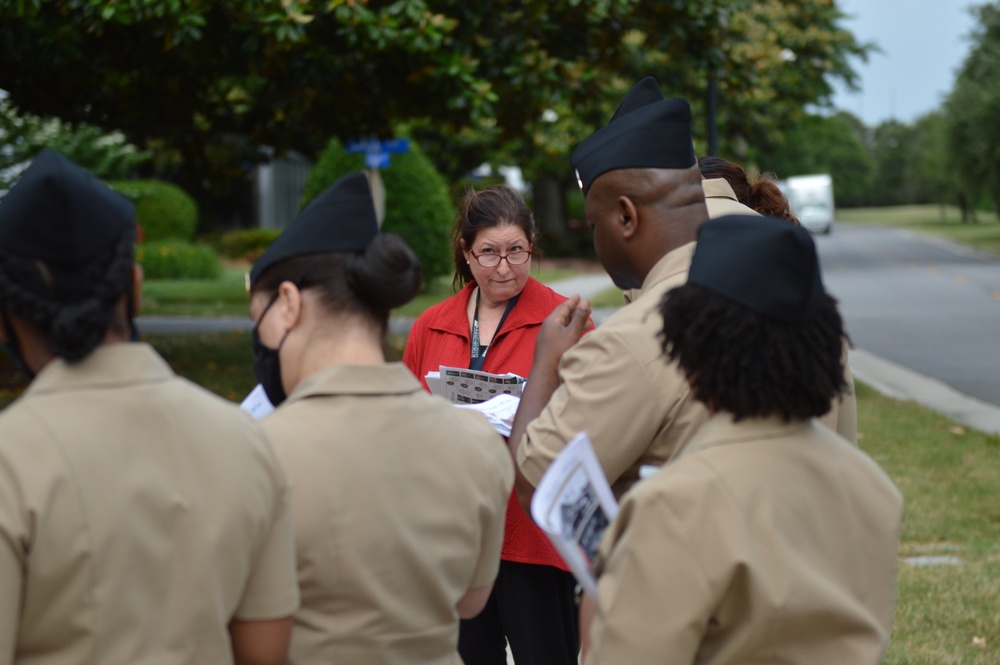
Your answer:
[0,148,135,269]
[570,77,697,195]
[687,214,826,324]
[249,171,379,288]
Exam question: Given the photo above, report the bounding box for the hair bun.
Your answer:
[48,299,111,362]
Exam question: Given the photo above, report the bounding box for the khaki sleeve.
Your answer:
[470,425,514,588]
[0,456,24,664]
[518,328,671,489]
[234,466,300,621]
[585,477,717,665]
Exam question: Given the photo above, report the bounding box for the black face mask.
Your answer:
[251,294,290,406]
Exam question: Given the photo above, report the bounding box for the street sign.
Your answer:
[346,138,410,170]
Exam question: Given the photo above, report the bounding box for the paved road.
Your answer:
[816,224,1000,408]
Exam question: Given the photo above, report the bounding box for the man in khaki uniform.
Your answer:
[508,77,710,505]
[584,214,902,664]
[246,172,513,664]
[0,150,299,665]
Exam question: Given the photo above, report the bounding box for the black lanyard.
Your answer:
[470,289,519,371]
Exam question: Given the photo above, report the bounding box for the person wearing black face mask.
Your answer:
[246,171,514,665]
[0,149,299,664]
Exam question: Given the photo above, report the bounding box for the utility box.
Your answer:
[780,174,835,235]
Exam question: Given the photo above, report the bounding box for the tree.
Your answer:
[753,111,873,208]
[0,94,151,189]
[944,1,1000,220]
[0,0,871,234]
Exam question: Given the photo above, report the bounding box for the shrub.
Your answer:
[137,241,222,280]
[302,138,453,282]
[110,180,198,242]
[203,228,283,262]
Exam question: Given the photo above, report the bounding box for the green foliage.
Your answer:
[1,1,871,237]
[137,240,222,280]
[302,138,454,282]
[944,2,1000,220]
[110,180,198,242]
[0,94,151,189]
[203,228,283,262]
[754,111,874,208]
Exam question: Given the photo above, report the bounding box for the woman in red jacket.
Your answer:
[403,185,581,665]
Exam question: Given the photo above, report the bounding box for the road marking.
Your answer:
[994,291,1000,301]
[954,275,968,284]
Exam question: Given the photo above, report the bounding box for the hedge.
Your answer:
[110,179,198,242]
[137,241,222,280]
[301,138,453,282]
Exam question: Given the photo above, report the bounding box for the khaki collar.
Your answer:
[25,343,175,396]
[639,241,696,294]
[284,362,422,405]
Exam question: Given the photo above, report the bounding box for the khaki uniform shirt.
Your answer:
[518,244,709,499]
[587,413,902,665]
[0,343,299,665]
[260,363,512,665]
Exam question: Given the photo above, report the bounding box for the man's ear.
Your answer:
[131,263,144,316]
[275,281,304,330]
[617,195,640,240]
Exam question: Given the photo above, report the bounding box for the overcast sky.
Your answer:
[829,0,979,126]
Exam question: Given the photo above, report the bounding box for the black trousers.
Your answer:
[458,560,579,665]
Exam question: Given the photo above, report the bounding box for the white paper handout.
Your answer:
[240,384,275,420]
[425,365,525,405]
[455,393,520,437]
[530,431,619,597]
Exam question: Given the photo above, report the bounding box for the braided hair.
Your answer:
[658,282,848,422]
[0,229,136,362]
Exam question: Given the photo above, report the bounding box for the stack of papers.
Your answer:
[455,393,520,437]
[425,365,525,405]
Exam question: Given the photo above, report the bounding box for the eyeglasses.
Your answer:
[470,249,533,268]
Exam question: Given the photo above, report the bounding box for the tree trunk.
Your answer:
[532,174,567,248]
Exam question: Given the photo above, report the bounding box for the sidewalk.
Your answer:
[138,273,1000,438]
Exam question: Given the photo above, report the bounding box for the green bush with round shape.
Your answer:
[301,138,453,282]
[137,241,222,280]
[110,180,199,242]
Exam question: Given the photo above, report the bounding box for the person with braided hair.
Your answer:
[697,154,858,444]
[0,149,299,665]
[582,215,902,665]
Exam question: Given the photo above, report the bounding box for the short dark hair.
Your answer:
[451,185,540,291]
[0,229,135,362]
[252,233,421,333]
[658,283,848,421]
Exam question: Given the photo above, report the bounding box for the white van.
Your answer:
[780,174,835,234]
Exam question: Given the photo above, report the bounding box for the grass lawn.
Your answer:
[839,205,1000,255]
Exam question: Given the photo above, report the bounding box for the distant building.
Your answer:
[253,150,312,229]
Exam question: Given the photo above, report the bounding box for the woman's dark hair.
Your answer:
[252,233,422,333]
[0,229,136,362]
[698,156,800,225]
[658,283,848,422]
[451,185,541,291]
